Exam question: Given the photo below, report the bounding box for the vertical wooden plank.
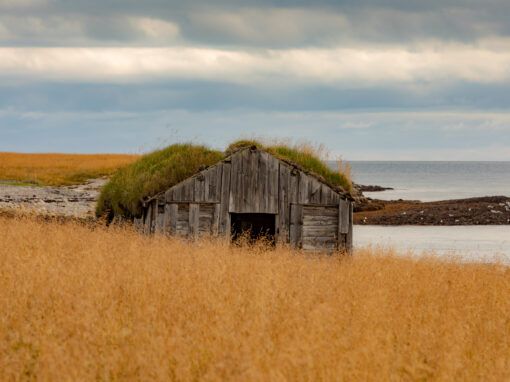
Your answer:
[151,200,157,234]
[182,179,191,201]
[175,185,182,202]
[189,203,199,237]
[252,150,261,212]
[298,174,310,204]
[289,204,303,248]
[309,178,321,204]
[346,202,353,254]
[192,177,200,202]
[320,184,330,205]
[289,170,299,204]
[267,153,279,214]
[202,172,208,202]
[196,176,205,202]
[339,199,350,234]
[338,199,351,252]
[176,203,190,236]
[205,169,213,202]
[220,162,232,237]
[165,187,174,203]
[329,190,340,204]
[278,163,290,243]
[155,200,166,234]
[229,151,241,213]
[169,203,178,234]
[212,203,220,235]
[164,203,175,235]
[240,149,254,212]
[209,166,221,202]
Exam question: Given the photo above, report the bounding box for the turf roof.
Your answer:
[96,140,352,218]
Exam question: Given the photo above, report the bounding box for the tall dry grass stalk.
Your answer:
[1,216,509,380]
[0,153,139,186]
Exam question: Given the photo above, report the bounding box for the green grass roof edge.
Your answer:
[96,140,352,218]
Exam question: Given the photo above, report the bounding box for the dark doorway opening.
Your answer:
[230,213,276,245]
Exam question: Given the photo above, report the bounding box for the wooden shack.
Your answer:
[134,145,353,253]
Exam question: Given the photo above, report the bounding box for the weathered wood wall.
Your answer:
[134,147,353,253]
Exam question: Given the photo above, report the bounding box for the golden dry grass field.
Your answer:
[0,153,139,186]
[1,215,509,381]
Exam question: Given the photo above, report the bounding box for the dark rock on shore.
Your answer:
[354,196,510,225]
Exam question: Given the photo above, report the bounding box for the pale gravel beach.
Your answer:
[0,178,107,218]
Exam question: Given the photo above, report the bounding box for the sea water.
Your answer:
[343,161,510,261]
[349,161,510,201]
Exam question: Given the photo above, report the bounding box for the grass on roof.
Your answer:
[97,140,352,218]
[96,144,223,217]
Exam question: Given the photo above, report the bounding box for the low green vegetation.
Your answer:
[97,140,352,218]
[0,181,42,187]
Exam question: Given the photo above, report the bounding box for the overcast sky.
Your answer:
[1,0,510,159]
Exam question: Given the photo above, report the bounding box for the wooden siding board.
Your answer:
[189,203,199,237]
[192,178,200,202]
[320,184,333,204]
[245,149,257,212]
[165,203,178,235]
[289,170,299,204]
[212,203,220,235]
[267,153,279,214]
[150,200,157,234]
[309,178,322,204]
[206,166,220,202]
[329,192,340,204]
[298,174,309,204]
[339,199,350,234]
[229,153,240,213]
[219,162,231,237]
[197,203,215,235]
[255,150,265,212]
[346,202,353,254]
[176,203,190,236]
[144,203,152,234]
[278,163,291,242]
[289,204,303,248]
[155,200,166,234]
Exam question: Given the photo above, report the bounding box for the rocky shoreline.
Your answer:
[0,178,107,218]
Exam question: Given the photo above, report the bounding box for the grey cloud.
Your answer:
[1,1,510,46]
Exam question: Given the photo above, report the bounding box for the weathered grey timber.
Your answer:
[136,146,353,254]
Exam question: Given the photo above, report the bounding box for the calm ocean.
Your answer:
[349,161,510,201]
[344,161,510,261]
